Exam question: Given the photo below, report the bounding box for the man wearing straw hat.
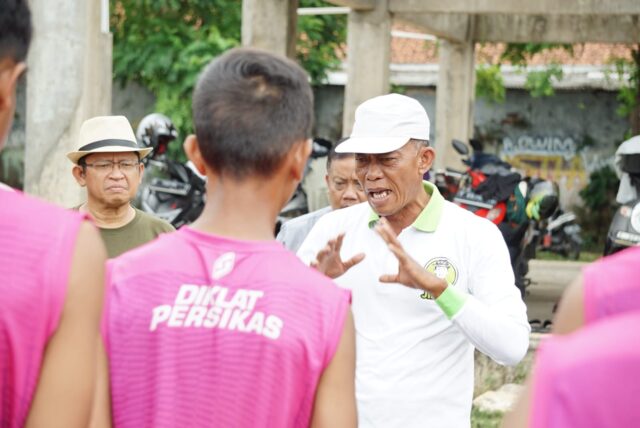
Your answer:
[68,115,174,258]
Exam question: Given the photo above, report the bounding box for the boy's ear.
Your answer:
[289,138,312,182]
[183,135,207,175]
[0,61,26,111]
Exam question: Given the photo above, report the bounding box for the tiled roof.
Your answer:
[391,22,635,65]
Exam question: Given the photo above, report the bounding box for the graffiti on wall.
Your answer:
[500,135,615,208]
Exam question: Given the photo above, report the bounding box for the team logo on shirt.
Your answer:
[212,252,236,280]
[420,257,458,300]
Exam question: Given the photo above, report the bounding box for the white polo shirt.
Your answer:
[298,182,530,428]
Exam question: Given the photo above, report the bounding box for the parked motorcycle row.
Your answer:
[434,139,582,297]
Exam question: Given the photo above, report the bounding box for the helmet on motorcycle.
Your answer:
[136,113,178,157]
[526,180,559,220]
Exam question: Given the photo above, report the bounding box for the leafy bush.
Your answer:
[576,165,620,251]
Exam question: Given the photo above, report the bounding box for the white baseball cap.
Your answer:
[336,93,430,154]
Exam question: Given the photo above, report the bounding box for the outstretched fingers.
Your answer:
[344,253,365,270]
[379,273,399,283]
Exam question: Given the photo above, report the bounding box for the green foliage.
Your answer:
[471,407,503,428]
[476,64,505,103]
[111,0,346,161]
[501,43,573,67]
[524,64,563,98]
[608,55,640,118]
[296,0,346,85]
[576,165,620,250]
[475,43,572,101]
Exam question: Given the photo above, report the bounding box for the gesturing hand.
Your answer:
[375,218,448,299]
[311,233,365,279]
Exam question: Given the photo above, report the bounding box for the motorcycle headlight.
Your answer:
[631,202,640,232]
[486,207,502,221]
[620,206,632,218]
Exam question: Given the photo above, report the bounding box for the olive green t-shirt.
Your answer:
[100,208,175,258]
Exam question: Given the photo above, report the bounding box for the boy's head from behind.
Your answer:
[190,48,314,181]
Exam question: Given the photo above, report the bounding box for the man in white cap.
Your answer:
[298,93,530,427]
[68,115,174,258]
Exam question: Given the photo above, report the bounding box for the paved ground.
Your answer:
[524,259,587,325]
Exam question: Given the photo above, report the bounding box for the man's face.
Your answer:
[326,157,366,210]
[355,141,431,217]
[73,152,143,208]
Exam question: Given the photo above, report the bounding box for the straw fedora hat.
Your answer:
[66,115,153,164]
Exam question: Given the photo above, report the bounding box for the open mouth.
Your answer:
[368,189,391,201]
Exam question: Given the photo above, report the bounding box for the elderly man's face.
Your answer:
[355,141,432,218]
[73,152,143,208]
[326,157,366,210]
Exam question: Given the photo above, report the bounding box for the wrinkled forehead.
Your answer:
[83,151,140,162]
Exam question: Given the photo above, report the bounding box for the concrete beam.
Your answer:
[397,13,470,42]
[434,33,476,171]
[242,0,299,58]
[474,14,640,43]
[390,0,640,15]
[25,0,112,206]
[397,13,640,43]
[326,0,377,10]
[342,1,391,135]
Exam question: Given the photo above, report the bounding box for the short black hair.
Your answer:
[327,138,354,170]
[0,0,32,63]
[192,48,314,180]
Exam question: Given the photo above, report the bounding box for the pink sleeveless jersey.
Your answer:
[583,246,640,323]
[0,190,85,427]
[531,312,640,428]
[103,227,351,428]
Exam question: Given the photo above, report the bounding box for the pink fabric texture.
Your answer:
[531,312,640,428]
[0,190,84,427]
[103,227,351,428]
[583,246,640,323]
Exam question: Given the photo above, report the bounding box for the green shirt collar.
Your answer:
[367,181,445,232]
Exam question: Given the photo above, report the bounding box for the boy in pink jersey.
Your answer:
[93,48,356,428]
[0,1,106,427]
[504,246,640,426]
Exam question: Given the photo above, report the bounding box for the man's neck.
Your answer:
[384,188,430,235]
[189,176,283,241]
[81,201,135,229]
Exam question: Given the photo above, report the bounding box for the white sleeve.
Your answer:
[296,213,333,266]
[276,221,289,245]
[448,221,530,366]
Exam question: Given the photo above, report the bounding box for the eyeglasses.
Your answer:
[84,160,141,173]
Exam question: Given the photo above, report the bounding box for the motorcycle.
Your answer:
[537,209,582,260]
[139,159,206,228]
[604,135,640,255]
[135,113,206,229]
[448,139,559,297]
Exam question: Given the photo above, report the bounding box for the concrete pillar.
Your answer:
[25,0,112,206]
[434,37,476,170]
[342,1,391,135]
[242,0,299,59]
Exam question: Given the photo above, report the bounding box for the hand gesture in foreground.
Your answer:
[375,218,448,299]
[311,233,365,279]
